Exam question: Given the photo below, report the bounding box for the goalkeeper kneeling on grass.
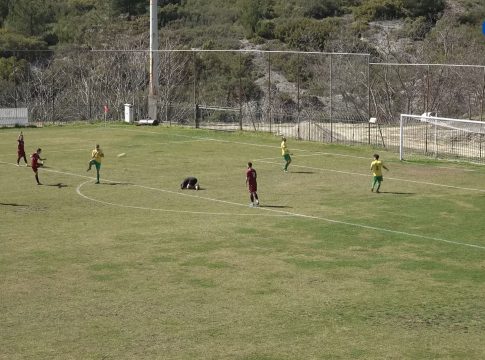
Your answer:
[370,154,389,193]
[181,177,199,190]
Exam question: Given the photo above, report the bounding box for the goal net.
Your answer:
[399,114,485,163]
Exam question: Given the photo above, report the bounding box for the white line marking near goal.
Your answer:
[112,126,482,172]
[3,148,484,250]
[253,204,485,250]
[257,160,485,193]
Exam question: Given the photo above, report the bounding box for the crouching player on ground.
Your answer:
[246,162,259,207]
[181,177,199,190]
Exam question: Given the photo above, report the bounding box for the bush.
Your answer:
[303,0,345,19]
[0,56,29,82]
[402,0,444,20]
[255,20,276,39]
[400,16,432,40]
[0,29,48,60]
[353,0,404,21]
[273,17,341,51]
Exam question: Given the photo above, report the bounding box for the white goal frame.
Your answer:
[400,113,485,162]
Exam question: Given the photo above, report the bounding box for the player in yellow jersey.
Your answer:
[370,154,389,193]
[87,144,104,184]
[281,137,292,172]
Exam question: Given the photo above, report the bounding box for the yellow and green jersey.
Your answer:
[91,148,104,163]
[370,160,384,176]
[281,141,289,156]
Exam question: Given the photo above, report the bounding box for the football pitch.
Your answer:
[1,124,485,359]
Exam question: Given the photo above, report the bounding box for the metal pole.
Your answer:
[367,55,371,145]
[481,67,485,121]
[297,53,301,140]
[239,52,243,131]
[434,120,438,158]
[193,51,198,128]
[329,54,333,142]
[399,114,404,160]
[51,77,55,122]
[148,0,159,121]
[426,65,430,114]
[268,52,272,134]
[166,51,170,125]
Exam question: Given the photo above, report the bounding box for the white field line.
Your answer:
[254,153,479,172]
[111,126,481,172]
[0,160,287,217]
[256,160,485,193]
[2,159,484,250]
[75,180,287,217]
[253,202,485,250]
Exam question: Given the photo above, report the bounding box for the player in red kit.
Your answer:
[30,148,46,185]
[17,132,28,166]
[246,162,259,207]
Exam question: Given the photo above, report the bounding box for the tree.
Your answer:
[0,0,12,26]
[5,0,55,36]
[402,0,444,20]
[110,0,147,16]
[240,0,274,36]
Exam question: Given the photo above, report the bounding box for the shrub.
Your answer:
[353,0,404,21]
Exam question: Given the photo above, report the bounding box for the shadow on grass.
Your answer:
[289,171,314,174]
[101,182,133,186]
[378,191,415,195]
[259,205,291,209]
[0,203,27,207]
[46,183,68,188]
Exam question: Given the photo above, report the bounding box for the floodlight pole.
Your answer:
[148,0,160,121]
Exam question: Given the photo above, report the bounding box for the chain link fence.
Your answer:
[2,49,485,154]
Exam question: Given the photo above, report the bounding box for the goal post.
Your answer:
[399,113,485,163]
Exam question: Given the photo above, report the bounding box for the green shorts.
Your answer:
[283,154,291,161]
[90,159,101,170]
[373,175,383,182]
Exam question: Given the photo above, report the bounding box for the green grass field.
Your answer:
[1,124,485,359]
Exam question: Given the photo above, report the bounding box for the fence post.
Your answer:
[367,55,371,145]
[426,65,430,114]
[481,66,485,121]
[239,51,243,131]
[329,54,333,142]
[166,51,171,125]
[297,53,301,140]
[193,51,198,128]
[399,114,404,160]
[51,77,55,122]
[267,52,272,134]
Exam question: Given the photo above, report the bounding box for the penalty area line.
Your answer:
[254,204,485,251]
[4,160,483,250]
[257,160,485,193]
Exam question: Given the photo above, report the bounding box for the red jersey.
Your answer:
[31,152,40,168]
[17,139,25,155]
[246,168,257,193]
